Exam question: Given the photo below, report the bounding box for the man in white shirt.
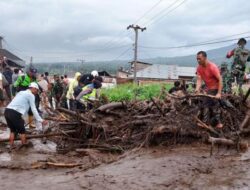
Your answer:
[4,82,47,148]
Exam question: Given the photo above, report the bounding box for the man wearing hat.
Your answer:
[75,76,103,111]
[226,38,250,95]
[4,82,48,148]
[14,67,40,128]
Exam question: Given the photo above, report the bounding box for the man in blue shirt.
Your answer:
[4,82,47,148]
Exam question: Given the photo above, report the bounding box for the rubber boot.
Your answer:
[28,115,36,129]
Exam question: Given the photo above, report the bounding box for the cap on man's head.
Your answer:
[220,63,228,68]
[91,70,99,77]
[29,67,37,74]
[29,82,39,90]
[238,38,247,45]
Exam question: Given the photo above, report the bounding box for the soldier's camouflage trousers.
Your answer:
[201,90,221,126]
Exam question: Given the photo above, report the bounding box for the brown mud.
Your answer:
[1,142,250,190]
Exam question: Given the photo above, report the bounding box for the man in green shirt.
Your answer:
[14,68,37,92]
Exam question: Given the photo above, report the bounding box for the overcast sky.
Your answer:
[0,0,250,63]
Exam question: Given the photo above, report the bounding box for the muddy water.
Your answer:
[1,125,250,190]
[0,144,250,190]
[76,145,250,190]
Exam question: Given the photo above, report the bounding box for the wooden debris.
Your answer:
[194,116,220,136]
[96,102,125,112]
[208,136,248,151]
[36,93,248,154]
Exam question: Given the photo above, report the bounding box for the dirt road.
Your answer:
[1,142,250,190]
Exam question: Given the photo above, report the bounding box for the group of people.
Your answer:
[35,70,103,112]
[0,63,103,148]
[168,38,250,129]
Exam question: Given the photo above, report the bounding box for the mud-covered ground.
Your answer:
[1,138,250,190]
[0,95,250,190]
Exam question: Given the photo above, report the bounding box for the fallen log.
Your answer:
[167,93,222,100]
[96,102,125,112]
[239,110,250,130]
[57,107,89,121]
[57,107,76,116]
[0,130,76,143]
[133,114,160,119]
[32,161,82,169]
[59,122,80,126]
[44,116,67,122]
[78,143,124,153]
[193,116,220,136]
[208,136,248,151]
[46,162,82,167]
[104,110,122,117]
[118,119,152,130]
[150,98,165,116]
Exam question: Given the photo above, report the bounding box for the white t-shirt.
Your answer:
[0,73,2,80]
[38,79,48,91]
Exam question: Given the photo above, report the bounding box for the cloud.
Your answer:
[0,0,249,62]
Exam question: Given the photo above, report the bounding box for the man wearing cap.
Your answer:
[4,82,48,148]
[14,67,40,128]
[78,70,99,87]
[226,38,250,95]
[75,76,103,111]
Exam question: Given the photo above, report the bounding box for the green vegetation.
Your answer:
[101,83,173,102]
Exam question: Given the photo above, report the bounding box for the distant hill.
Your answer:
[142,43,250,67]
[34,43,250,75]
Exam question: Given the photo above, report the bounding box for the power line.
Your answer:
[133,0,164,24]
[91,0,175,52]
[108,0,187,62]
[104,0,187,57]
[191,31,250,44]
[140,0,185,27]
[139,36,250,50]
[95,31,132,51]
[111,47,132,61]
[144,0,188,27]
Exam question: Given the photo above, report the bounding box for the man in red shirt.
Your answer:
[195,51,223,128]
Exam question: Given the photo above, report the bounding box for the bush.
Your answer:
[101,83,173,102]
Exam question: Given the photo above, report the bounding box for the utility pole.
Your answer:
[127,25,146,84]
[77,58,85,70]
[0,36,3,49]
[30,56,33,68]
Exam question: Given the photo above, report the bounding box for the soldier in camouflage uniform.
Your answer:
[227,38,250,95]
[220,63,233,94]
[52,74,64,108]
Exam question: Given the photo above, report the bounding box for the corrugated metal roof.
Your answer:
[132,64,196,79]
[177,66,196,77]
[0,49,25,68]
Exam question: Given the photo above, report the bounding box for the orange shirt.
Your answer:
[196,61,220,90]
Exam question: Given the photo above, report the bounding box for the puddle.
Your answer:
[0,128,10,139]
[0,152,11,162]
[31,139,57,153]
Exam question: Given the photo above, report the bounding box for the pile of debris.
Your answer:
[1,93,249,155]
[39,93,250,155]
